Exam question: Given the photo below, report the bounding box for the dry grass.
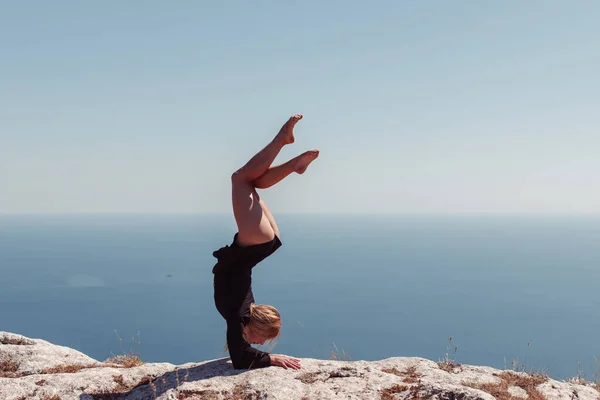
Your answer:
[438,360,463,374]
[1,354,141,380]
[0,359,22,378]
[329,343,351,361]
[0,359,19,372]
[567,357,600,394]
[39,395,62,400]
[380,384,409,400]
[463,371,548,400]
[177,389,220,399]
[1,336,33,345]
[135,375,155,389]
[382,365,422,384]
[382,367,403,377]
[437,336,463,374]
[104,354,144,368]
[41,363,98,374]
[177,382,260,400]
[87,369,191,399]
[86,374,156,399]
[594,356,600,392]
[380,365,431,400]
[113,374,128,391]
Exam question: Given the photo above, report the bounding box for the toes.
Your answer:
[282,114,302,130]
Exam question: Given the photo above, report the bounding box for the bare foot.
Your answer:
[294,150,319,174]
[277,114,303,145]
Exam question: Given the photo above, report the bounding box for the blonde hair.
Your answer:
[244,303,281,341]
[223,304,281,353]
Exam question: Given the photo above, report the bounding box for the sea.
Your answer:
[1,213,598,381]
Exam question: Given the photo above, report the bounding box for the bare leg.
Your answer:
[233,115,301,182]
[252,150,320,189]
[249,151,319,241]
[259,199,280,239]
[232,115,303,246]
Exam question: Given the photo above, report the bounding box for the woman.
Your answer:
[212,114,319,370]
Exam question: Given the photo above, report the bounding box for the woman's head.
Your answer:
[243,303,281,345]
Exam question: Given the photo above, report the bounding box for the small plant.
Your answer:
[113,374,127,390]
[41,363,99,374]
[329,343,351,361]
[438,336,461,373]
[463,371,548,400]
[150,378,157,399]
[509,357,524,372]
[104,329,144,368]
[382,365,422,384]
[117,329,141,356]
[503,342,549,376]
[174,366,191,398]
[177,390,220,400]
[0,334,33,345]
[0,359,20,378]
[107,329,143,363]
[593,356,600,390]
[104,354,143,368]
[565,356,600,390]
[575,361,587,384]
[380,384,409,400]
[382,367,403,376]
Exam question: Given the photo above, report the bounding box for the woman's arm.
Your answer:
[226,318,271,369]
[225,318,301,370]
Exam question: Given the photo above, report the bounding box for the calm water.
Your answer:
[1,214,599,381]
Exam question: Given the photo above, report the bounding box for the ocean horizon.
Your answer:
[1,213,599,382]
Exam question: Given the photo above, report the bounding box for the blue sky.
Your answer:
[2,1,599,213]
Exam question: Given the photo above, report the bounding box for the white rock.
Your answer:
[1,332,598,400]
[0,332,100,375]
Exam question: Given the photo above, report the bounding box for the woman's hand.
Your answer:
[270,354,301,370]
